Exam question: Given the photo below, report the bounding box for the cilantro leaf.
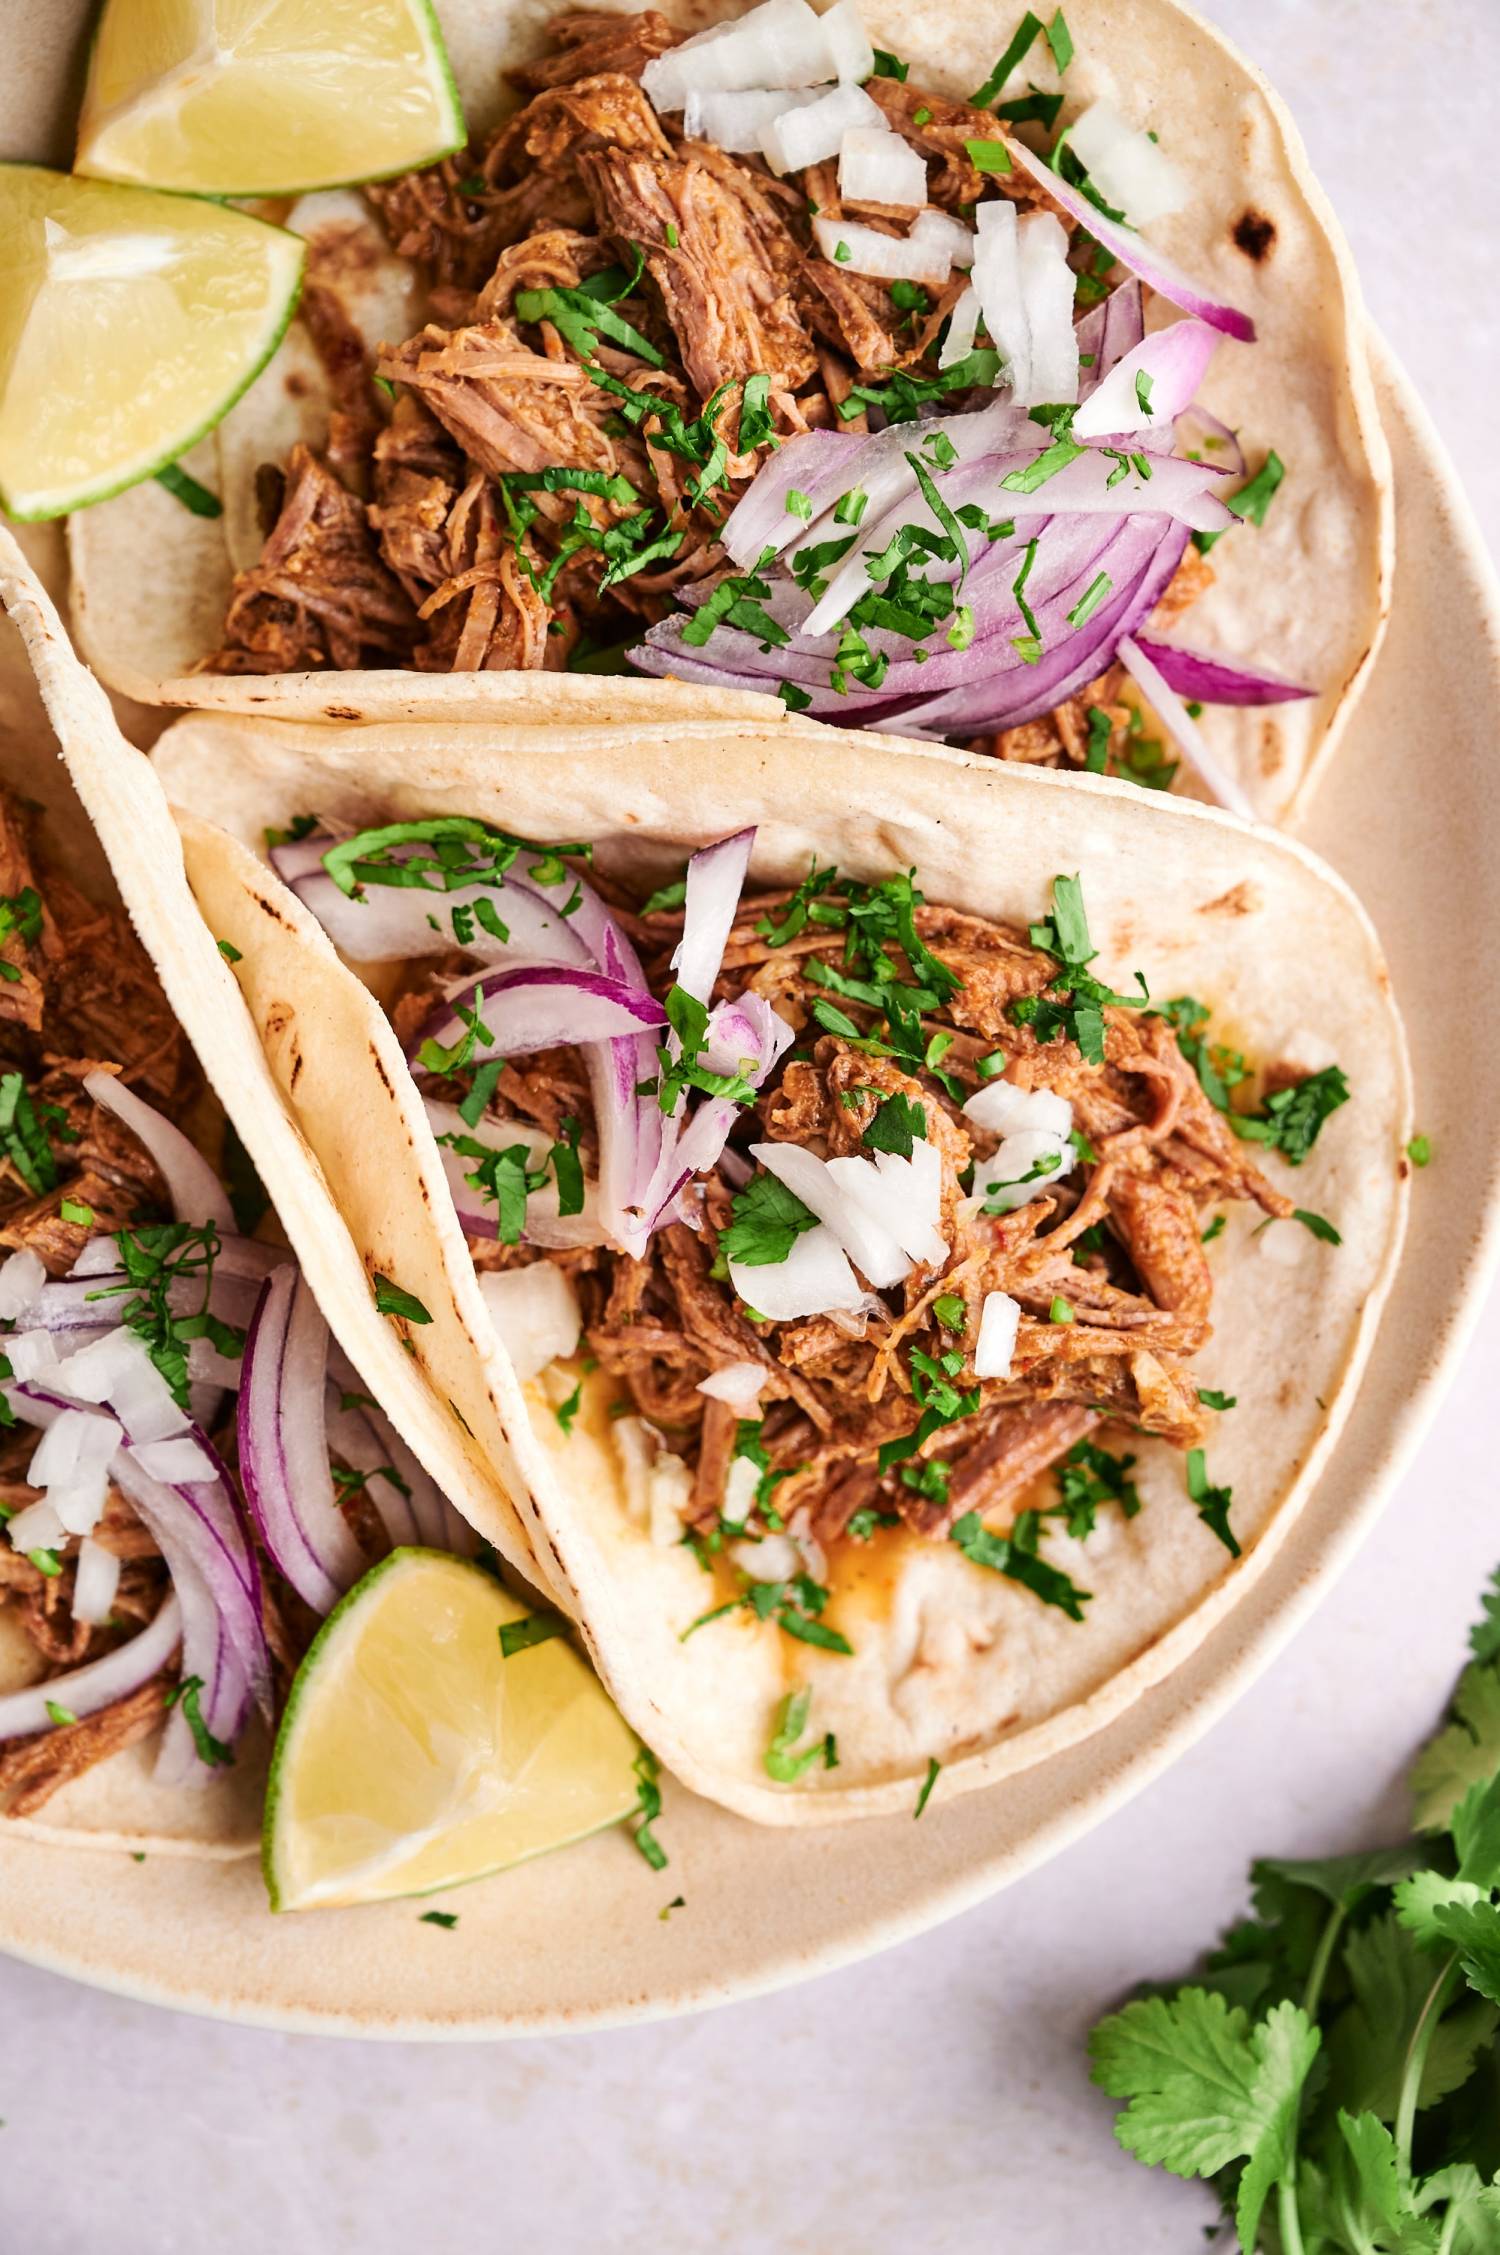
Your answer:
[721,1173,819,1269]
[861,1091,928,1159]
[373,1274,432,1325]
[1411,1661,1500,1833]
[763,1685,836,1782]
[1089,1990,1319,2255]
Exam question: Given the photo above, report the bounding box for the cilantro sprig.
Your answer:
[1091,1556,1500,2252]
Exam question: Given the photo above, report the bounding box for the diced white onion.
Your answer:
[911,209,976,270]
[826,1144,947,1269]
[6,1498,66,1553]
[720,1455,761,1530]
[729,1222,868,1321]
[730,1531,803,1581]
[643,0,840,109]
[647,1448,693,1549]
[972,198,1030,401]
[974,1127,1076,1215]
[478,1263,582,1385]
[1067,99,1190,227]
[1017,211,1079,405]
[50,1327,188,1443]
[68,1236,125,1278]
[4,1328,58,1382]
[0,1248,45,1323]
[938,282,981,369]
[30,1408,121,1536]
[697,1361,771,1415]
[818,0,876,84]
[812,214,955,286]
[683,86,816,151]
[975,1291,1021,1379]
[838,124,926,209]
[750,1142,909,1289]
[129,1436,218,1485]
[71,1537,121,1626]
[761,81,882,174]
[963,1079,1072,1141]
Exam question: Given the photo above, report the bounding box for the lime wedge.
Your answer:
[263,1549,642,1912]
[76,0,466,197]
[0,166,303,522]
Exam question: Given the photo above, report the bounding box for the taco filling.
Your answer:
[0,787,475,1824]
[203,0,1310,812]
[272,810,1353,1649]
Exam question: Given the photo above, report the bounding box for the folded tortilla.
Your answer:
[128,702,1411,1826]
[0,528,577,1853]
[63,0,1392,825]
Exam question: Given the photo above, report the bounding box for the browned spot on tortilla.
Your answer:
[369,1048,394,1094]
[253,889,294,928]
[289,1049,303,1090]
[322,705,362,720]
[1259,720,1285,778]
[1277,1375,1297,1411]
[1233,209,1276,262]
[285,371,311,399]
[1202,882,1262,918]
[263,1004,291,1040]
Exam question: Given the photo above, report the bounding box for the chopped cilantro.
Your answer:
[914,1757,941,1819]
[970,13,1045,108]
[1186,1447,1238,1555]
[630,1748,668,1869]
[1197,1388,1237,1411]
[373,1275,432,1325]
[722,1173,819,1268]
[1407,1134,1431,1168]
[1066,572,1112,629]
[1201,1213,1226,1244]
[1049,1295,1075,1325]
[861,1091,929,1160]
[44,1700,78,1728]
[499,1613,568,1658]
[164,1674,234,1766]
[951,1509,1091,1619]
[58,1198,93,1226]
[554,1380,583,1435]
[965,137,1013,174]
[1229,1066,1351,1165]
[420,1910,459,1928]
[870,48,908,79]
[216,938,242,963]
[153,462,222,517]
[764,1685,837,1782]
[1045,8,1074,70]
[1293,1208,1341,1245]
[933,1293,967,1330]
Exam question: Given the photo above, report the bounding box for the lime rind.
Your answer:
[75,0,469,201]
[262,1547,641,1914]
[0,167,305,522]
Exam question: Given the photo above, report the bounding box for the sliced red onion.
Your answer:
[1130,637,1315,706]
[1072,320,1220,441]
[325,1340,477,1557]
[422,1097,605,1250]
[323,1388,423,1550]
[238,1266,366,1615]
[1076,279,1144,397]
[673,829,755,1005]
[1006,133,1255,343]
[0,1593,182,1743]
[272,842,592,969]
[1172,401,1245,478]
[802,448,1230,636]
[642,993,794,1229]
[414,965,667,1065]
[1117,636,1257,819]
[110,1448,269,1781]
[83,1070,233,1235]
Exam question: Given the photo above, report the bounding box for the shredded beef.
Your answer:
[0,1672,172,1819]
[209,445,418,674]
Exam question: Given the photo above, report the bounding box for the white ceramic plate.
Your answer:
[0,338,1494,2036]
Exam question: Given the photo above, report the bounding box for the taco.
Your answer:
[0,532,594,1862]
[61,0,1391,823]
[116,694,1410,1826]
